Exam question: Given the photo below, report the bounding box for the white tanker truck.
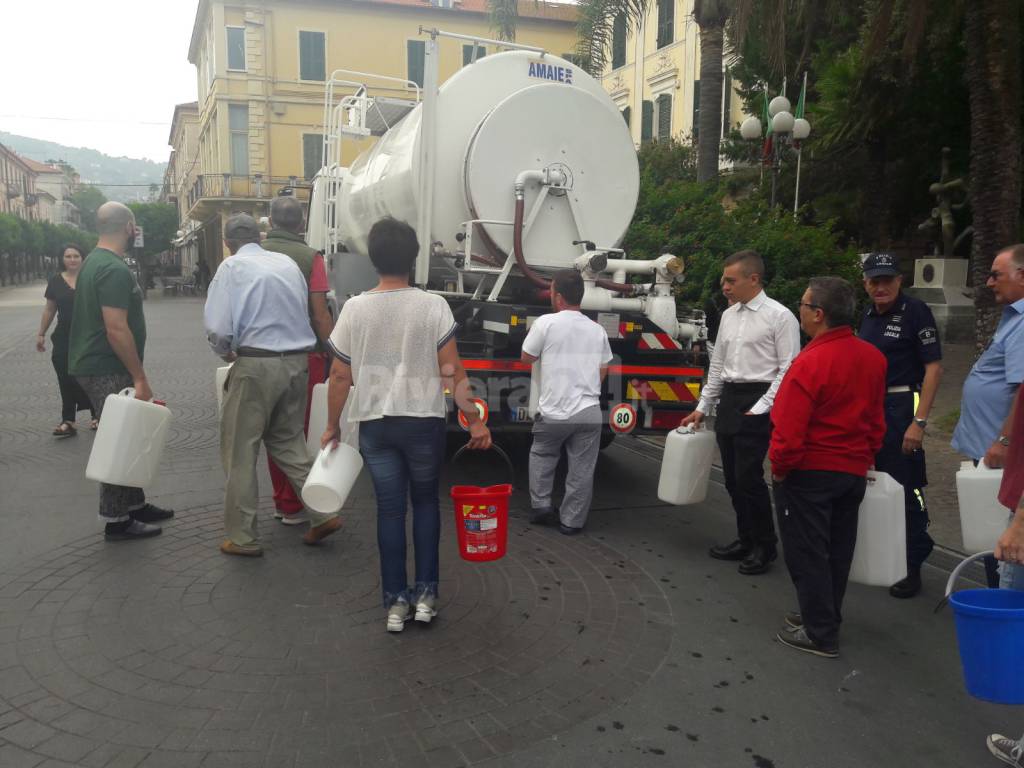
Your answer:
[308,29,706,445]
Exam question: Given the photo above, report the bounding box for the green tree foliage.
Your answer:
[0,213,96,264]
[625,140,861,311]
[70,185,107,232]
[127,202,178,258]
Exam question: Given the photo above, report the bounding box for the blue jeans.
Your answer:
[359,416,446,607]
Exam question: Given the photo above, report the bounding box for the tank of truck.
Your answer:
[334,50,640,277]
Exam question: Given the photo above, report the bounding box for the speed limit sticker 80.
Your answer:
[609,403,637,434]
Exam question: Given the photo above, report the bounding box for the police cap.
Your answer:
[862,252,900,278]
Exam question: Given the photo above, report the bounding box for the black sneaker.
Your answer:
[775,627,838,659]
[105,520,162,541]
[131,504,175,523]
[987,733,1024,767]
[889,567,922,599]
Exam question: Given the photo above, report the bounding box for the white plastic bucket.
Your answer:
[86,389,172,488]
[849,470,907,586]
[957,461,1008,554]
[215,364,232,414]
[657,426,717,505]
[305,383,359,457]
[301,443,364,513]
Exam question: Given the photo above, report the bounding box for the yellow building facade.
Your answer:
[183,0,578,267]
[598,0,745,149]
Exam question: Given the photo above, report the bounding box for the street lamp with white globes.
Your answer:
[742,78,812,212]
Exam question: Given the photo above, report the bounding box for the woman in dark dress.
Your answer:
[36,244,95,437]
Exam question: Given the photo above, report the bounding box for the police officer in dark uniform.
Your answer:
[859,253,944,598]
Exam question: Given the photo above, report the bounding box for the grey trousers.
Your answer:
[529,405,602,529]
[76,373,146,522]
[220,355,335,547]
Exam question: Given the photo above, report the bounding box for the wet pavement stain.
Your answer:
[712,706,725,713]
[612,721,625,730]
[596,726,606,732]
[686,734,700,742]
[666,725,680,732]
[752,755,776,768]
[648,748,666,755]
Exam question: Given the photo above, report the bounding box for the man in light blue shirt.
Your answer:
[203,214,340,556]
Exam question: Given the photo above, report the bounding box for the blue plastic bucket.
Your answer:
[950,587,1024,704]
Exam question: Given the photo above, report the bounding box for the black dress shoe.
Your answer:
[889,567,922,599]
[776,628,838,658]
[559,524,583,536]
[709,539,751,561]
[131,504,175,523]
[105,520,162,541]
[738,545,777,575]
[530,507,559,526]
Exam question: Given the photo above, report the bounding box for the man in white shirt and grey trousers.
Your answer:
[681,250,800,574]
[522,270,613,535]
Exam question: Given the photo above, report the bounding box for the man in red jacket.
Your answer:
[770,277,887,658]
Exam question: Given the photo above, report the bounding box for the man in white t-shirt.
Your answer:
[521,270,613,534]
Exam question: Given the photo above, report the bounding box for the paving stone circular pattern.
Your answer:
[0,501,673,766]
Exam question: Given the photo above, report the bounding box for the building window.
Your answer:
[299,30,326,81]
[612,15,627,69]
[227,27,246,71]
[657,0,674,49]
[303,134,323,181]
[656,93,672,141]
[692,80,700,140]
[408,39,425,88]
[641,99,653,142]
[622,106,631,128]
[462,44,486,66]
[229,104,249,176]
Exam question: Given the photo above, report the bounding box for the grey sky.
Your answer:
[1,0,199,162]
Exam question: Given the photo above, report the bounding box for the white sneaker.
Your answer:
[988,734,1024,767]
[386,600,411,633]
[415,594,437,624]
[279,511,309,526]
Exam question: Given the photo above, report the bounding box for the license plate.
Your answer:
[509,406,532,423]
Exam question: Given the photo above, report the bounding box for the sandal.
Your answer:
[53,422,77,438]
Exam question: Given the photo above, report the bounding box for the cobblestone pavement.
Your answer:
[0,284,1017,768]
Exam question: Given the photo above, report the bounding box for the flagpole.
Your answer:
[792,72,808,217]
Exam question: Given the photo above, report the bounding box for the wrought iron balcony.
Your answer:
[186,173,312,215]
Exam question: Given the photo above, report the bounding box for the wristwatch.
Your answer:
[998,435,1011,447]
[913,417,928,428]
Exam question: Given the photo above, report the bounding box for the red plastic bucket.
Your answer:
[450,444,513,562]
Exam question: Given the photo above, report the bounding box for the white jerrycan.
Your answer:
[957,461,1008,554]
[215,363,232,414]
[302,443,364,513]
[306,383,358,457]
[86,389,172,488]
[657,426,717,505]
[849,471,907,586]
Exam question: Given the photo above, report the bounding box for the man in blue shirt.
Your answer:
[204,214,341,556]
[953,244,1024,589]
[859,253,943,599]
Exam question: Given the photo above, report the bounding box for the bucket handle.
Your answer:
[934,550,995,614]
[451,442,514,486]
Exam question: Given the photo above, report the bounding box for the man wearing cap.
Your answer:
[204,214,341,556]
[859,252,943,598]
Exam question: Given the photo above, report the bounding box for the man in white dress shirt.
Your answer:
[681,250,800,574]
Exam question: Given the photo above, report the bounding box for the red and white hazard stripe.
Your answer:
[638,332,682,351]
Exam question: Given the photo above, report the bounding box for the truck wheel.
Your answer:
[599,432,616,450]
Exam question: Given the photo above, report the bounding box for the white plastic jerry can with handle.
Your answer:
[85,389,172,489]
[657,426,717,505]
[849,470,907,587]
[215,363,232,414]
[957,460,1008,554]
[302,443,364,514]
[305,383,359,457]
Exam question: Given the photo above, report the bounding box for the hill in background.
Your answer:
[0,132,167,203]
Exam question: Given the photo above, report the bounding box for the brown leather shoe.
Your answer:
[220,539,263,557]
[303,516,342,546]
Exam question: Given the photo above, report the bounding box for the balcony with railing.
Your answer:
[186,173,312,219]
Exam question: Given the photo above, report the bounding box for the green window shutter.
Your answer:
[622,106,631,128]
[657,93,672,140]
[657,0,674,49]
[612,15,627,69]
[299,31,326,81]
[692,80,701,140]
[227,27,246,71]
[462,44,485,66]
[303,134,323,181]
[641,100,654,142]
[407,40,425,88]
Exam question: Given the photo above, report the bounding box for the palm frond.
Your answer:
[576,0,652,76]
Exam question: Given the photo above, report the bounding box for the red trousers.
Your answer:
[269,352,329,514]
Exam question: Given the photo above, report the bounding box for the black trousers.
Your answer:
[873,391,933,569]
[777,470,867,650]
[715,382,776,548]
[51,343,94,423]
